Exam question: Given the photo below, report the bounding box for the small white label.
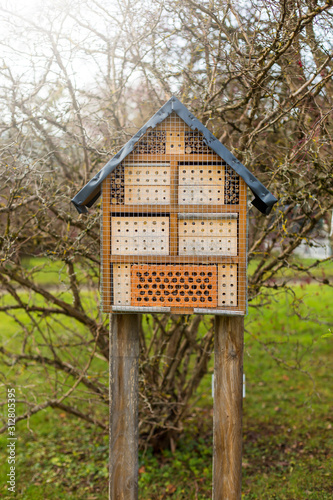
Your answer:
[211,373,246,398]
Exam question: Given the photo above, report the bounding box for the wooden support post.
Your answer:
[213,315,244,500]
[109,313,140,500]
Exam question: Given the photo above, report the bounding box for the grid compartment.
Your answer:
[131,265,218,307]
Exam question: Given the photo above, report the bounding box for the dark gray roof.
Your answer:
[72,96,277,215]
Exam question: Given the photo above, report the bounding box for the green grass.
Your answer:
[0,261,332,498]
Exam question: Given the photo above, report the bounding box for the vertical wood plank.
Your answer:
[170,159,178,256]
[238,178,247,313]
[213,315,244,500]
[109,313,140,500]
[102,178,111,311]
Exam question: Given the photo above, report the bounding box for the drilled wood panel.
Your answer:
[111,216,169,255]
[179,218,237,237]
[124,164,170,185]
[112,237,169,255]
[125,186,170,204]
[131,264,217,307]
[218,264,238,307]
[179,237,237,256]
[166,131,185,154]
[179,186,224,204]
[113,264,131,306]
[178,165,224,185]
[111,216,168,236]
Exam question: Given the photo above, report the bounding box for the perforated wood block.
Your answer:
[125,186,170,204]
[178,219,237,238]
[178,186,224,205]
[178,164,225,204]
[178,165,224,185]
[218,264,238,307]
[113,264,131,306]
[179,237,237,256]
[131,265,218,307]
[124,164,170,185]
[111,217,169,255]
[166,131,185,154]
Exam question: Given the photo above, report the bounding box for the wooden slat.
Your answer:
[109,255,239,264]
[170,160,178,256]
[108,205,241,214]
[123,153,224,162]
[109,305,243,314]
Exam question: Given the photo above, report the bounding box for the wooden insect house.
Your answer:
[72,97,277,315]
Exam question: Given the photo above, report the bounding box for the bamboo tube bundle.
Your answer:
[110,164,124,204]
[133,131,166,154]
[225,165,240,204]
[184,131,212,154]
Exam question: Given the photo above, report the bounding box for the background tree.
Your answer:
[0,0,332,446]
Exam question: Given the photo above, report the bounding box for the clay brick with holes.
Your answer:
[131,265,218,307]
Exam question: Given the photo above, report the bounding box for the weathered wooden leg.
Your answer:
[109,313,140,500]
[213,315,244,500]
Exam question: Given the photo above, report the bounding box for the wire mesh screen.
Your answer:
[101,112,247,314]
